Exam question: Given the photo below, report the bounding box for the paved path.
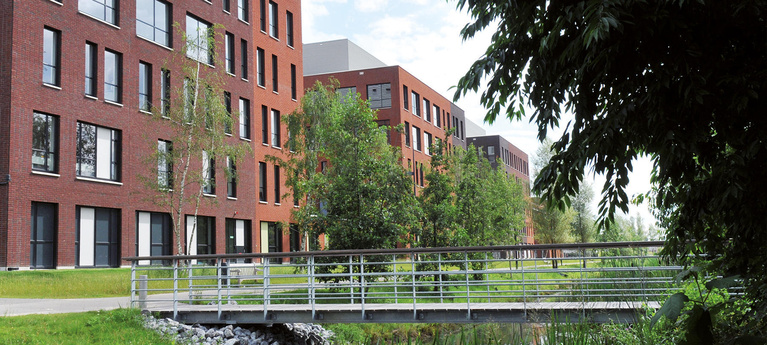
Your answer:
[0,297,132,317]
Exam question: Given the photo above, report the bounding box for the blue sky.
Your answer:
[301,0,657,230]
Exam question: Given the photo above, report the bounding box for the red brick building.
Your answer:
[0,0,302,270]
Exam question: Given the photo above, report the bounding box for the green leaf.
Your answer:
[705,275,740,290]
[676,266,702,282]
[733,335,767,345]
[682,305,712,345]
[651,292,689,327]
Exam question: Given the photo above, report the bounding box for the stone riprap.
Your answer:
[143,314,334,345]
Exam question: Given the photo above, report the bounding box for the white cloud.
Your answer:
[354,0,389,13]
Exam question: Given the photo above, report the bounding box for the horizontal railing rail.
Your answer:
[125,242,735,323]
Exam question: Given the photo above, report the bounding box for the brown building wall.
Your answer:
[304,66,456,193]
[0,0,302,269]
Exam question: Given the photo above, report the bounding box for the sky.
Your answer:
[300,0,658,229]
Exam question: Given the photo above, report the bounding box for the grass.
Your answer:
[0,308,174,345]
[0,269,131,298]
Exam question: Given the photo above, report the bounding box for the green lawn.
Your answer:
[0,269,131,298]
[0,309,174,345]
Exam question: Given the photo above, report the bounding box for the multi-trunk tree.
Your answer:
[141,24,249,255]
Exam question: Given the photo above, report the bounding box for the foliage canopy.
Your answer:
[453,0,767,327]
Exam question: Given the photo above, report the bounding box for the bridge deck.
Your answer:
[145,301,659,324]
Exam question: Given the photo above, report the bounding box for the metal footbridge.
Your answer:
[125,241,690,325]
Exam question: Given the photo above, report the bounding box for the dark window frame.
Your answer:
[43,27,61,87]
[32,112,59,173]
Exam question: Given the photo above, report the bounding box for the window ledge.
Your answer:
[259,201,268,204]
[272,146,281,150]
[227,72,235,77]
[75,176,123,186]
[223,9,231,14]
[78,11,120,30]
[262,143,269,147]
[241,78,249,82]
[105,100,123,107]
[238,19,250,25]
[46,0,63,6]
[203,193,216,198]
[260,30,267,35]
[270,35,280,42]
[257,84,266,90]
[225,133,233,137]
[84,94,98,101]
[240,137,252,142]
[42,83,61,90]
[274,203,281,206]
[272,91,279,95]
[287,44,294,50]
[31,170,60,178]
[139,110,152,115]
[136,35,173,51]
[227,196,237,200]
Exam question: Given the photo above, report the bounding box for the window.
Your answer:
[337,86,356,100]
[225,219,251,260]
[238,0,249,22]
[136,0,170,47]
[77,206,121,267]
[274,165,280,203]
[403,85,409,110]
[202,150,215,195]
[411,91,421,116]
[43,27,61,86]
[367,83,391,109]
[271,54,278,92]
[286,11,294,47]
[225,32,235,74]
[76,122,121,181]
[104,50,122,103]
[290,64,296,100]
[160,69,170,117]
[487,145,495,156]
[227,156,237,198]
[223,0,230,12]
[186,215,215,257]
[183,78,194,121]
[404,121,410,147]
[136,211,171,264]
[79,0,119,25]
[32,112,59,173]
[186,15,213,65]
[31,202,57,269]
[223,91,232,134]
[460,120,465,140]
[241,39,248,80]
[435,105,441,127]
[412,125,421,151]
[423,99,431,122]
[239,98,251,139]
[261,105,268,144]
[419,164,424,187]
[139,62,152,111]
[271,109,281,147]
[257,48,265,87]
[424,131,432,155]
[259,0,266,32]
[259,162,267,202]
[263,222,283,258]
[268,1,278,38]
[157,140,172,189]
[85,42,97,96]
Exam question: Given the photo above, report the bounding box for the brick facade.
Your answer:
[0,0,302,269]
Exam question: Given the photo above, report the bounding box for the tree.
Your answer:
[141,24,249,255]
[530,139,571,247]
[453,0,767,334]
[570,182,595,243]
[275,81,420,252]
[418,135,458,249]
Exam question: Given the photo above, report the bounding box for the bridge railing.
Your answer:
[125,241,697,319]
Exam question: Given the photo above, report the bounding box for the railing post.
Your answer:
[130,260,137,308]
[309,255,316,321]
[579,247,585,321]
[438,252,443,304]
[173,259,179,320]
[393,254,398,304]
[139,274,148,311]
[360,254,366,320]
[521,251,526,319]
[187,260,193,304]
[485,252,490,302]
[464,251,470,320]
[411,251,416,319]
[263,257,270,321]
[216,258,222,320]
[349,255,355,304]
